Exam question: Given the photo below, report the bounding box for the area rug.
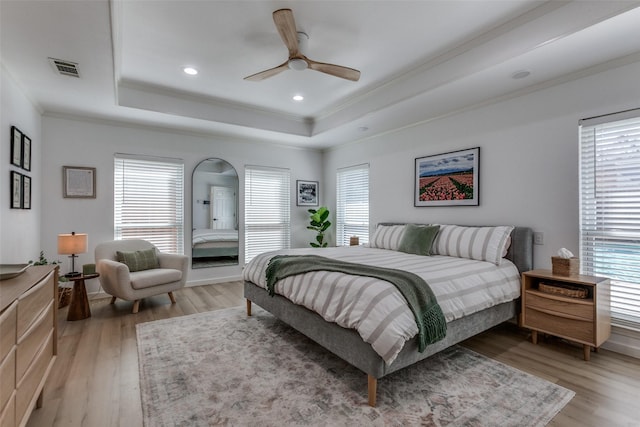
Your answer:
[136,306,574,426]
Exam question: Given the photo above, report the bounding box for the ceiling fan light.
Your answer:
[288,58,308,71]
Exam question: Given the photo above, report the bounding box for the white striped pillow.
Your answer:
[369,225,406,250]
[431,225,514,265]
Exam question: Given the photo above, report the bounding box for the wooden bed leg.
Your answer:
[168,291,176,304]
[132,300,140,314]
[246,299,252,316]
[110,296,116,304]
[368,375,377,407]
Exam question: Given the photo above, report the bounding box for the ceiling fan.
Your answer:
[244,8,361,82]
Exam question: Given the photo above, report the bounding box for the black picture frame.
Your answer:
[414,147,480,206]
[296,180,319,206]
[11,171,22,209]
[22,175,31,209]
[11,126,22,167]
[22,134,31,171]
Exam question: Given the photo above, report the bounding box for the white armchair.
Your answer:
[95,240,189,313]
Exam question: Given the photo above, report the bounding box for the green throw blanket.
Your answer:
[265,255,447,352]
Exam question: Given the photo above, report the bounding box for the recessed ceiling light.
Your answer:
[511,70,531,79]
[183,67,198,76]
[292,94,304,101]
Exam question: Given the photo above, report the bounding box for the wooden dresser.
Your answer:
[0,265,58,427]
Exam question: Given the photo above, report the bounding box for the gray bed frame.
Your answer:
[244,226,533,406]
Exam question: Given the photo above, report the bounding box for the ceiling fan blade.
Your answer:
[307,59,361,82]
[244,61,289,81]
[273,8,299,57]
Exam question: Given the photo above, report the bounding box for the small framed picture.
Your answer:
[22,135,31,171]
[296,180,319,206]
[22,175,31,209]
[11,171,22,209]
[63,166,96,198]
[11,126,22,167]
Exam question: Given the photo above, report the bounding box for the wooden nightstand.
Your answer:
[521,269,611,361]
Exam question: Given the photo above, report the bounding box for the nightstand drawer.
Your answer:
[525,306,594,343]
[526,292,593,321]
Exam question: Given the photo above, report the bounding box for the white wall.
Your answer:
[324,61,640,270]
[0,66,42,263]
[40,116,323,291]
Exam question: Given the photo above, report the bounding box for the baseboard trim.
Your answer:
[186,275,243,287]
[602,325,640,359]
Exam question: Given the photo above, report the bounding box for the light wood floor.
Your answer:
[26,281,640,427]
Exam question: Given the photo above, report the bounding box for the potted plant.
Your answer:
[307,206,331,248]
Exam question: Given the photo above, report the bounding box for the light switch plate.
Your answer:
[533,232,544,245]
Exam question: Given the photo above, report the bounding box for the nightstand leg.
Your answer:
[531,330,538,344]
[583,345,591,361]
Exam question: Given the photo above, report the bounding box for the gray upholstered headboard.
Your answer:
[377,223,533,274]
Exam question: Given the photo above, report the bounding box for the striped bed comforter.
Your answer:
[243,246,520,365]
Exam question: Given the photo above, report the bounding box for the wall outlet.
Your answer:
[533,231,544,245]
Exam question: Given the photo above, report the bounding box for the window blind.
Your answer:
[336,164,369,246]
[579,109,640,330]
[244,165,290,263]
[114,154,184,254]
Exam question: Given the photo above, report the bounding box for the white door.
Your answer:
[210,186,236,229]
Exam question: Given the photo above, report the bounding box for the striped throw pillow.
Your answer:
[431,225,514,265]
[116,248,159,272]
[369,225,406,250]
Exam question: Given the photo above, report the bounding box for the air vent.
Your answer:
[48,58,80,77]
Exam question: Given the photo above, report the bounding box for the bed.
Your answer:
[243,224,532,406]
[191,228,239,259]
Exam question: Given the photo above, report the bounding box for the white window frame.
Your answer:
[579,108,640,330]
[244,165,291,263]
[336,164,370,246]
[114,154,184,254]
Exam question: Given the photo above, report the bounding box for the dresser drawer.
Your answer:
[16,302,54,382]
[525,306,594,344]
[16,330,54,425]
[526,292,593,321]
[0,301,17,363]
[0,393,15,427]
[0,348,15,412]
[17,271,54,338]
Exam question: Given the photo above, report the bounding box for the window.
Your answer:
[114,154,184,254]
[244,165,290,263]
[336,164,369,246]
[580,109,640,330]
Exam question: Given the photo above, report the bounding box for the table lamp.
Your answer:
[58,232,88,277]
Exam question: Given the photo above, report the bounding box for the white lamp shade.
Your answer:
[58,233,88,255]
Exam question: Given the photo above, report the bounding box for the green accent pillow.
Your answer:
[116,248,159,272]
[397,224,440,256]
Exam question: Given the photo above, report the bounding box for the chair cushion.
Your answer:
[116,248,159,272]
[129,268,182,290]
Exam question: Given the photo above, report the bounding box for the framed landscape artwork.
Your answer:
[414,147,479,206]
[296,180,318,206]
